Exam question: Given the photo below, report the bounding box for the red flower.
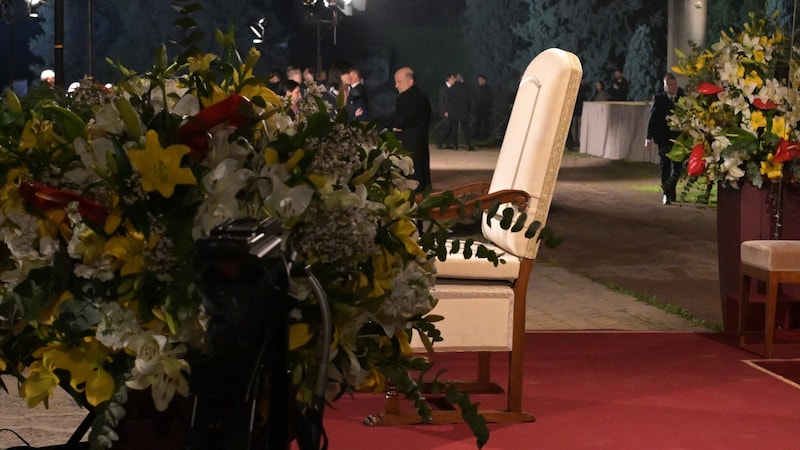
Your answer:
[178,93,250,162]
[687,143,707,177]
[696,82,724,95]
[774,138,800,163]
[18,181,108,226]
[752,98,779,110]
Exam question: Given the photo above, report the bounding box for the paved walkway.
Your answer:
[527,265,708,332]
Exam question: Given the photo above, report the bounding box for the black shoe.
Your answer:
[662,194,671,205]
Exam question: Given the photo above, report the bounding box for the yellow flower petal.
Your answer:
[105,231,147,276]
[20,360,60,408]
[127,130,197,198]
[289,323,314,350]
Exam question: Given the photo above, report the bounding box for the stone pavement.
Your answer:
[527,265,708,332]
[0,148,712,449]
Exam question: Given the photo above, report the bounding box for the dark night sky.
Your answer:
[1,0,468,89]
[363,0,466,26]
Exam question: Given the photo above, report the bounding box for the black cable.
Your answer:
[0,428,31,446]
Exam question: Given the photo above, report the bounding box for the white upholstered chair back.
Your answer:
[482,48,582,260]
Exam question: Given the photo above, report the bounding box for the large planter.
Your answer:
[717,182,800,331]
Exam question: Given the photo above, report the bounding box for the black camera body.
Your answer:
[190,217,293,450]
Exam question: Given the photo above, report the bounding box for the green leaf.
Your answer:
[476,244,501,265]
[499,207,514,229]
[486,201,500,226]
[449,239,461,254]
[155,44,168,71]
[510,213,527,232]
[444,384,490,448]
[463,238,474,259]
[179,30,205,48]
[42,106,87,142]
[174,17,197,29]
[525,221,542,239]
[5,89,21,114]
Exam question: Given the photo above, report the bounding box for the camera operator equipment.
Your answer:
[190,218,330,450]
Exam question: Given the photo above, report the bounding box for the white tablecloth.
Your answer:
[579,101,659,163]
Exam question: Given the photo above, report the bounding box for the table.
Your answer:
[579,101,659,163]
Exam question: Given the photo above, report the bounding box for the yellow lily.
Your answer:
[36,290,73,325]
[104,226,148,276]
[391,219,426,258]
[289,323,314,351]
[745,70,764,89]
[20,359,60,408]
[126,130,197,198]
[750,110,767,130]
[187,53,217,75]
[760,153,783,179]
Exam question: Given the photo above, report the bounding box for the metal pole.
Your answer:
[87,0,92,79]
[316,22,322,77]
[54,0,63,86]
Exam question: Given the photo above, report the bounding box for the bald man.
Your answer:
[380,67,432,191]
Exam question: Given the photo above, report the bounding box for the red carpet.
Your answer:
[310,332,800,449]
[747,359,800,387]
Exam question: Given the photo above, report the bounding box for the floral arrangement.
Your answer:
[0,33,541,448]
[669,11,800,188]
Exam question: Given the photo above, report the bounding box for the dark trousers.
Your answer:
[439,117,454,147]
[446,119,472,148]
[474,112,491,140]
[659,151,683,200]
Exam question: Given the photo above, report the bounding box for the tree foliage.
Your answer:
[463,0,526,121]
[27,0,290,86]
[624,24,661,100]
[509,0,664,98]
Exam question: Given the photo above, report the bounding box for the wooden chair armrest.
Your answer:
[424,189,531,220]
[414,181,490,205]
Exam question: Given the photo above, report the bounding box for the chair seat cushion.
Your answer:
[741,240,800,271]
[434,240,520,280]
[410,280,514,352]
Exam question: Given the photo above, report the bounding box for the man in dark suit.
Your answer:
[380,67,432,191]
[608,69,629,101]
[646,72,685,205]
[347,67,369,121]
[445,74,473,150]
[438,74,456,148]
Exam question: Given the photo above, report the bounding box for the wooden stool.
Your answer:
[739,240,800,357]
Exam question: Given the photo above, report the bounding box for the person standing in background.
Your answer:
[646,72,685,205]
[40,69,55,88]
[473,75,493,141]
[347,67,369,121]
[379,67,432,192]
[592,81,608,101]
[567,77,591,150]
[608,69,629,101]
[438,74,456,149]
[445,73,473,150]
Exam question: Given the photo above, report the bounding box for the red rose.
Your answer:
[696,82,724,95]
[774,138,800,163]
[178,93,250,163]
[18,181,108,226]
[687,143,707,177]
